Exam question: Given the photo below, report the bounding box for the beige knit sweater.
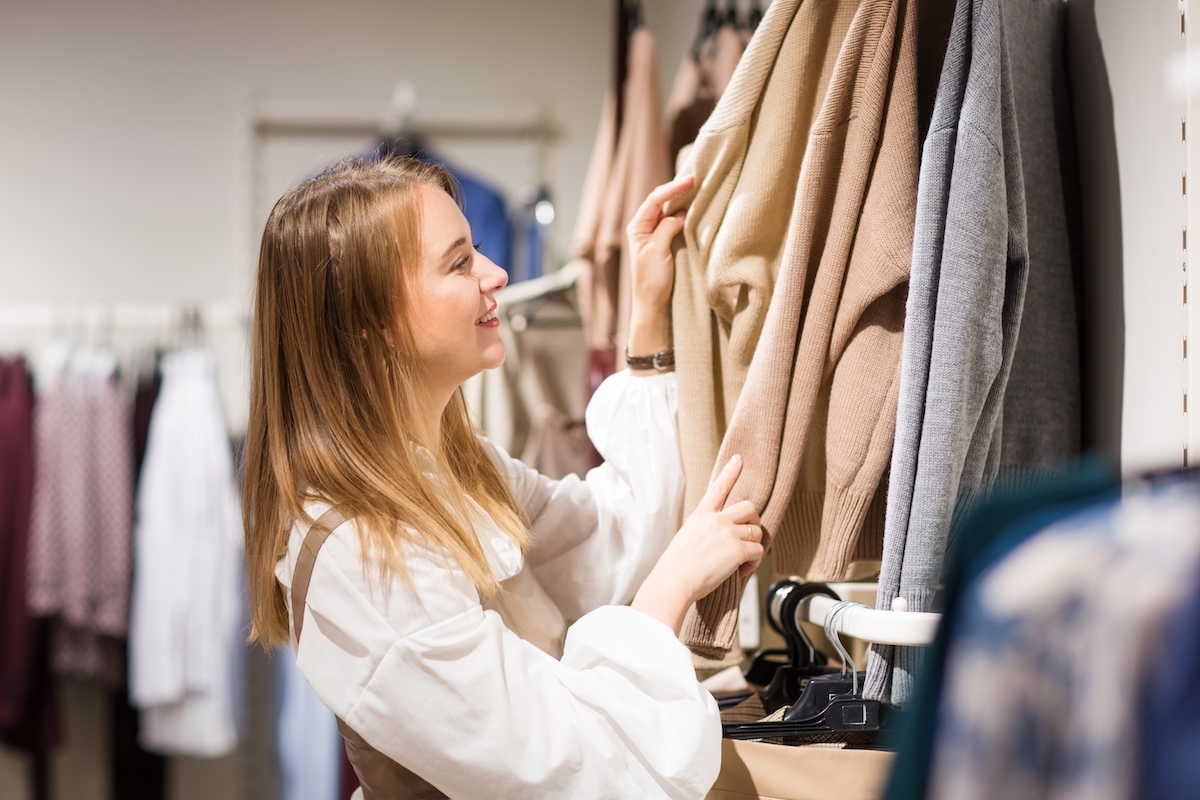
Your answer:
[669,0,861,539]
[680,0,919,657]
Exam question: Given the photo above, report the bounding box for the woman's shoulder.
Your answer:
[276,500,483,641]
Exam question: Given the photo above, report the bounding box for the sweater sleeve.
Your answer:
[806,283,907,578]
[282,522,720,800]
[483,369,685,619]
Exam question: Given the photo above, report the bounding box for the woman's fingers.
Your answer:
[721,499,761,525]
[649,211,686,252]
[738,543,765,577]
[702,454,743,512]
[628,175,695,237]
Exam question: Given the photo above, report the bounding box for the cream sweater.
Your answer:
[678,0,919,657]
[669,0,860,537]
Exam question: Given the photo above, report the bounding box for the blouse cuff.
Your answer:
[584,369,678,465]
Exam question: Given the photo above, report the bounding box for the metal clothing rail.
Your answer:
[0,301,248,334]
[795,584,941,647]
[251,82,560,142]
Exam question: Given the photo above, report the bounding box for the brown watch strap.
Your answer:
[624,346,675,370]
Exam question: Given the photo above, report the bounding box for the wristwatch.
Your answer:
[624,346,675,371]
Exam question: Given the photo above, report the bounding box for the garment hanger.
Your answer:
[718,0,740,30]
[691,0,721,60]
[724,592,898,746]
[747,0,765,31]
[758,581,843,714]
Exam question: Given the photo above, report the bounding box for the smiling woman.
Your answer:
[243,156,763,799]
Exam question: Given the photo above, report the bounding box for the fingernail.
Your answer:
[731,454,742,465]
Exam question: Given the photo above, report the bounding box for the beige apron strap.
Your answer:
[288,506,449,800]
[291,505,349,645]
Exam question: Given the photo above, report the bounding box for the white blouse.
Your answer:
[275,371,721,800]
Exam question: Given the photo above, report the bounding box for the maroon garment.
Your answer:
[0,358,59,800]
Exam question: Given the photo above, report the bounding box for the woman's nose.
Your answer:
[478,254,509,293]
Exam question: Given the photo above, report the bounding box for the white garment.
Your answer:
[129,349,244,757]
[276,370,720,800]
[277,651,342,800]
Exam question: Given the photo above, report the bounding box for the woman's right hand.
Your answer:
[631,456,764,636]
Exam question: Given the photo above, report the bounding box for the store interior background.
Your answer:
[0,0,1191,797]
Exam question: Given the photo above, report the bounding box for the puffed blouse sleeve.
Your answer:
[483,369,686,619]
[277,514,720,800]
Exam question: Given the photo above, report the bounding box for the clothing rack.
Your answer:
[796,583,940,647]
[251,80,559,142]
[494,261,580,308]
[0,301,247,347]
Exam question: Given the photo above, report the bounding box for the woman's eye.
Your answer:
[453,255,470,272]
[473,242,482,250]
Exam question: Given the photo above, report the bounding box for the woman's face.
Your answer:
[404,184,508,390]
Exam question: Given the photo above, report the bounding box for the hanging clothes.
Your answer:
[865,0,1074,706]
[667,0,860,569]
[997,0,1081,467]
[128,349,244,757]
[1139,565,1200,800]
[677,0,919,659]
[923,482,1200,800]
[110,368,167,800]
[0,357,58,800]
[570,24,671,393]
[666,20,746,167]
[879,459,1117,800]
[26,349,133,688]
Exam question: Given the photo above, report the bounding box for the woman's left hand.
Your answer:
[626,175,693,316]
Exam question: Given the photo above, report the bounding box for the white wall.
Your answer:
[1067,0,1187,474]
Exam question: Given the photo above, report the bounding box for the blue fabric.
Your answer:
[1140,569,1200,800]
[509,200,548,283]
[370,141,512,273]
[276,652,342,800]
[882,459,1118,800]
[451,167,512,273]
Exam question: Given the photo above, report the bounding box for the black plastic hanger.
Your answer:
[691,0,721,60]
[751,580,843,714]
[747,0,765,31]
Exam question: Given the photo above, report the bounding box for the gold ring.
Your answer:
[745,525,753,540]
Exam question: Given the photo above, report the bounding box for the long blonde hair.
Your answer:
[244,156,530,647]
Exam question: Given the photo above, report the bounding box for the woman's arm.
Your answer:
[280,517,720,800]
[625,175,690,375]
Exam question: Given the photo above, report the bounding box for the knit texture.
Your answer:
[680,0,920,658]
[571,27,671,363]
[997,0,1081,467]
[864,0,1030,706]
[669,0,860,539]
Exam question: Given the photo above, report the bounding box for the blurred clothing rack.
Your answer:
[0,301,247,341]
[250,82,560,142]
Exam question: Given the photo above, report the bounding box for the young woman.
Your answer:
[244,157,763,799]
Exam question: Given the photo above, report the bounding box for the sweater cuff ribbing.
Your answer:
[771,486,885,578]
